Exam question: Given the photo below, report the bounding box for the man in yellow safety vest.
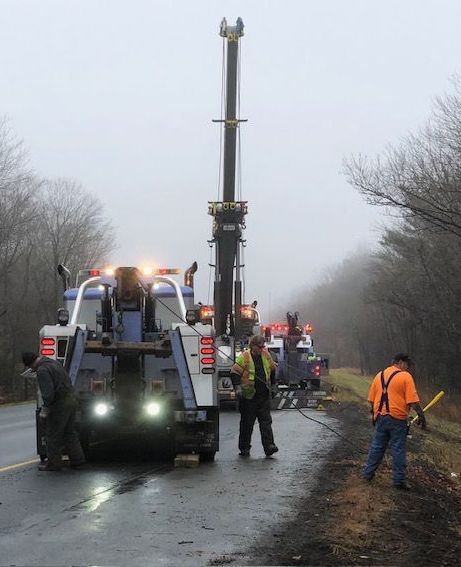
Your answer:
[230,335,278,457]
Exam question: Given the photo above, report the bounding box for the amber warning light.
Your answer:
[200,306,214,320]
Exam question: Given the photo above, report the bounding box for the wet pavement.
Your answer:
[0,402,36,468]
[0,404,338,566]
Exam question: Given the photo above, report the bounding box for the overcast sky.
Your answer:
[2,1,461,321]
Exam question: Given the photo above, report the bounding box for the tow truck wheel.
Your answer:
[199,451,216,462]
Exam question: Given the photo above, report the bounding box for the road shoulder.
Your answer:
[250,389,461,566]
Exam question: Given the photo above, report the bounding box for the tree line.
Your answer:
[297,79,461,394]
[0,119,114,401]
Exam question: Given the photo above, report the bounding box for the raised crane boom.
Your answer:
[209,17,247,338]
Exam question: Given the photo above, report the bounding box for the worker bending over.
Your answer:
[362,352,426,490]
[22,352,86,471]
[231,335,279,457]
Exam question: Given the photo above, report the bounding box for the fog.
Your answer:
[2,0,461,320]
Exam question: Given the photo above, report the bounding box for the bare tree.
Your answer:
[0,119,116,401]
[341,80,461,392]
[344,80,461,238]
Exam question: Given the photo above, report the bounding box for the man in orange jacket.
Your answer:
[362,353,426,490]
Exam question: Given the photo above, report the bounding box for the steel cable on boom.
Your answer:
[237,38,243,203]
[235,41,246,300]
[207,244,214,306]
[216,35,226,201]
[153,295,366,455]
[208,37,227,305]
[241,244,246,305]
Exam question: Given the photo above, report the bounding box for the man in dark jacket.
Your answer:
[22,352,86,471]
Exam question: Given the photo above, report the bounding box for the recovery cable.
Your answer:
[154,296,368,455]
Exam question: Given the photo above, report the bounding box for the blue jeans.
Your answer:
[362,414,407,484]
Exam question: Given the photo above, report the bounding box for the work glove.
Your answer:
[417,414,427,430]
[39,407,49,420]
[235,385,242,397]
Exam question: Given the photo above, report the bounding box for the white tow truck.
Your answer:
[36,265,219,462]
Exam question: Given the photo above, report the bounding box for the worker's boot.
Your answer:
[38,460,62,471]
[265,444,279,456]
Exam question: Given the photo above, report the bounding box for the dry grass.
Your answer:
[420,387,461,424]
[328,368,371,403]
[327,463,403,560]
[322,369,460,563]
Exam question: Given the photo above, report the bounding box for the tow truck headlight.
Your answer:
[94,402,109,416]
[146,402,161,416]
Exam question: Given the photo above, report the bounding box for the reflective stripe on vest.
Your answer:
[237,350,273,400]
[378,370,401,414]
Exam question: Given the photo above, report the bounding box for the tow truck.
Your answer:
[264,313,331,409]
[36,265,219,462]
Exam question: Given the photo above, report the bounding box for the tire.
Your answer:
[200,451,216,462]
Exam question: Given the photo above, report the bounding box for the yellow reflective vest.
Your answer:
[231,349,276,400]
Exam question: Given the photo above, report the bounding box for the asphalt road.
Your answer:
[0,402,37,468]
[0,403,338,566]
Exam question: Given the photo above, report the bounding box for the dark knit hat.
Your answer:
[22,352,39,367]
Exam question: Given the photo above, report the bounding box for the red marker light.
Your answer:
[200,337,214,345]
[201,347,214,355]
[40,348,55,356]
[41,338,55,346]
[201,357,215,365]
[89,269,100,277]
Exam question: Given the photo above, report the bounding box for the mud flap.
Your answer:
[175,408,219,454]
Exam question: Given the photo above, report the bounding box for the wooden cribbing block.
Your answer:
[174,453,200,468]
